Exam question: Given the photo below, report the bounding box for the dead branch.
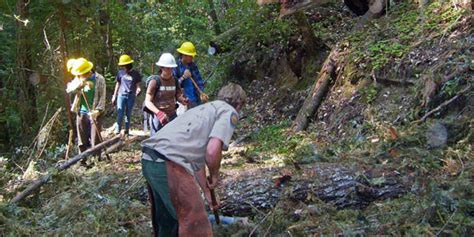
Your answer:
[10,135,121,204]
[104,135,145,154]
[414,84,471,124]
[292,49,339,132]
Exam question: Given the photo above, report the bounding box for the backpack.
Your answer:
[142,75,180,115]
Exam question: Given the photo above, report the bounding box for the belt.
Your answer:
[142,146,169,162]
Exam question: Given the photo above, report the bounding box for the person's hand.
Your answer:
[204,188,220,211]
[207,175,218,190]
[155,111,168,125]
[136,87,142,96]
[88,110,100,120]
[66,78,85,93]
[183,69,192,78]
[181,97,189,106]
[111,95,116,105]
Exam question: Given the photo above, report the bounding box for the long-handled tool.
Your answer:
[207,176,220,225]
[80,90,111,160]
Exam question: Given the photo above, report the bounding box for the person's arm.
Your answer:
[205,137,223,189]
[95,74,107,112]
[135,82,141,96]
[175,79,188,105]
[193,66,204,91]
[195,168,217,210]
[111,82,120,105]
[144,80,161,114]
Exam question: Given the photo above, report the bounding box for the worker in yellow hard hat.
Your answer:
[173,41,205,109]
[111,54,142,136]
[66,57,106,153]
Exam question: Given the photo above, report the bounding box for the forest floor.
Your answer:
[1,2,473,236]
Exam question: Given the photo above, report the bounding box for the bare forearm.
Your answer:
[205,138,223,186]
[144,97,161,114]
[113,82,119,97]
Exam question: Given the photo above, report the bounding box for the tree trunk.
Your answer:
[206,0,221,35]
[57,4,75,159]
[16,0,37,134]
[219,163,410,216]
[99,0,114,70]
[293,11,323,55]
[292,49,338,132]
[10,134,121,204]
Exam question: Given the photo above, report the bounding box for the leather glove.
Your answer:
[88,110,100,120]
[155,111,168,125]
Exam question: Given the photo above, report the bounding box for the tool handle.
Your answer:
[208,177,220,225]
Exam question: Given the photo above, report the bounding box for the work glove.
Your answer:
[88,110,100,120]
[65,78,85,93]
[155,110,168,125]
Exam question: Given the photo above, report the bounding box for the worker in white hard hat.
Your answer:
[143,53,189,136]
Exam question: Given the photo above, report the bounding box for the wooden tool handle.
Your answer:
[208,177,220,225]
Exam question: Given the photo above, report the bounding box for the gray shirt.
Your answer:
[141,100,239,175]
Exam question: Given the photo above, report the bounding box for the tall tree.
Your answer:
[207,0,221,35]
[16,0,37,134]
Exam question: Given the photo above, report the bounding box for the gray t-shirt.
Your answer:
[141,100,239,175]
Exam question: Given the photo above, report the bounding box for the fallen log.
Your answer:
[104,135,145,154]
[10,135,121,204]
[292,49,339,132]
[219,163,410,216]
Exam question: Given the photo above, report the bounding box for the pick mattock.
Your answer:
[80,91,111,160]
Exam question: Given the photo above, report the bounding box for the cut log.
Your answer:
[10,135,121,204]
[292,49,339,132]
[219,163,409,216]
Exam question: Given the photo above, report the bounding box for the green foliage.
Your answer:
[247,121,316,165]
[347,1,466,73]
[359,83,379,104]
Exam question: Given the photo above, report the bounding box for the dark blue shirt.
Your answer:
[116,69,141,95]
[173,59,204,104]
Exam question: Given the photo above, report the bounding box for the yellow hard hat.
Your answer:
[177,41,197,57]
[118,54,134,66]
[66,58,77,72]
[71,58,94,76]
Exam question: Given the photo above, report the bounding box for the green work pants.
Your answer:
[141,159,178,237]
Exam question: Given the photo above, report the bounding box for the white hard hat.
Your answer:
[156,53,177,68]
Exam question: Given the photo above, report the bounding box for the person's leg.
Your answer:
[76,113,90,153]
[116,94,126,134]
[166,161,213,237]
[142,159,178,237]
[149,115,164,136]
[90,114,102,147]
[143,111,149,132]
[147,184,159,236]
[124,94,135,135]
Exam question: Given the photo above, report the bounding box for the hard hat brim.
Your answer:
[177,48,197,57]
[118,60,134,66]
[155,62,177,68]
[71,61,94,76]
